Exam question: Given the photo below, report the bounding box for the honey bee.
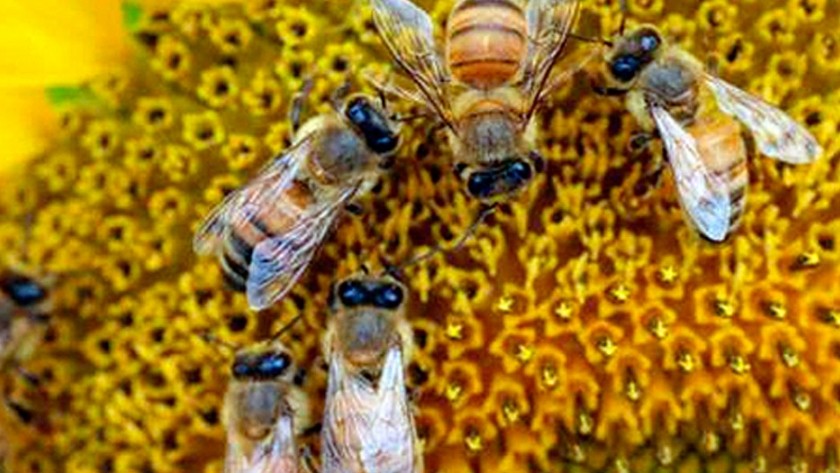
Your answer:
[371,0,580,202]
[194,91,401,310]
[592,18,822,241]
[221,337,310,473]
[0,270,50,371]
[321,274,421,473]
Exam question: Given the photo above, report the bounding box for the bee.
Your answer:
[0,270,50,371]
[194,90,401,310]
[221,337,310,473]
[592,15,822,241]
[321,274,421,473]
[371,0,580,202]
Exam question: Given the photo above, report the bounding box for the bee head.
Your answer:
[231,346,294,381]
[462,157,534,201]
[343,94,400,156]
[333,277,405,311]
[0,273,47,308]
[608,26,663,83]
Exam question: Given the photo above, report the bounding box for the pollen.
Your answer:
[2,1,839,472]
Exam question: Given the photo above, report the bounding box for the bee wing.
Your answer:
[650,104,732,242]
[246,181,359,310]
[705,73,822,164]
[193,135,315,256]
[322,351,377,472]
[367,345,419,473]
[370,0,455,129]
[224,416,299,473]
[522,0,581,119]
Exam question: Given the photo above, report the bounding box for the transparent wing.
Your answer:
[246,182,359,310]
[322,350,378,473]
[224,416,299,473]
[705,74,822,164]
[370,0,455,129]
[363,346,419,473]
[193,135,316,256]
[651,105,732,242]
[522,0,580,119]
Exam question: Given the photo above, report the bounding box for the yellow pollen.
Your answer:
[648,317,668,339]
[715,298,737,318]
[502,400,520,424]
[796,251,821,268]
[515,344,535,363]
[465,430,483,453]
[444,321,464,340]
[495,296,515,313]
[729,354,752,375]
[597,336,618,357]
[822,309,840,327]
[445,382,463,403]
[609,283,631,302]
[540,365,558,388]
[780,345,800,368]
[554,301,573,320]
[625,379,641,402]
[793,388,812,411]
[765,301,787,319]
[677,351,696,373]
[657,265,678,284]
[577,410,594,436]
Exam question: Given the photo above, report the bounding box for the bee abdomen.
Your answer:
[693,116,748,231]
[447,0,527,90]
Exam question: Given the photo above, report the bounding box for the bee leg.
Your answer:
[345,202,364,216]
[628,132,656,155]
[289,78,315,137]
[299,444,321,473]
[5,398,34,423]
[330,79,352,112]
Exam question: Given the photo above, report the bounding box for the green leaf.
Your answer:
[122,1,144,32]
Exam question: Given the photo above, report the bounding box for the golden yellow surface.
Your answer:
[1,0,840,472]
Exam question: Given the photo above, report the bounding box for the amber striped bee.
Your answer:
[221,337,310,473]
[371,0,580,202]
[194,91,401,310]
[592,19,822,241]
[321,274,421,473]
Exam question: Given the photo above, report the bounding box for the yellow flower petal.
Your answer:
[0,88,56,174]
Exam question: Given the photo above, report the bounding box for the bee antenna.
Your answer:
[199,330,238,352]
[269,314,304,341]
[386,204,496,275]
[568,32,614,48]
[619,0,628,36]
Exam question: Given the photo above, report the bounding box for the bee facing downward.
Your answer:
[321,274,421,473]
[222,338,309,473]
[371,0,580,202]
[194,90,401,310]
[592,15,822,241]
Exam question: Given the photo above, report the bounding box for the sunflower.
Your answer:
[1,1,839,472]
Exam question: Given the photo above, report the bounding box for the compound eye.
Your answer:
[370,132,399,155]
[507,159,533,182]
[345,96,369,125]
[639,31,661,53]
[337,280,368,306]
[256,352,292,378]
[3,277,46,307]
[232,360,253,379]
[610,55,641,82]
[467,171,494,199]
[372,284,403,309]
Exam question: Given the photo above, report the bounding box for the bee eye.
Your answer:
[506,159,532,182]
[232,360,253,379]
[2,276,46,307]
[337,280,369,306]
[256,352,291,378]
[373,284,403,309]
[640,33,659,52]
[467,171,495,199]
[611,55,641,82]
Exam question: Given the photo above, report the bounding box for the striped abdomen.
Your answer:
[691,116,748,231]
[220,179,313,291]
[447,0,528,90]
